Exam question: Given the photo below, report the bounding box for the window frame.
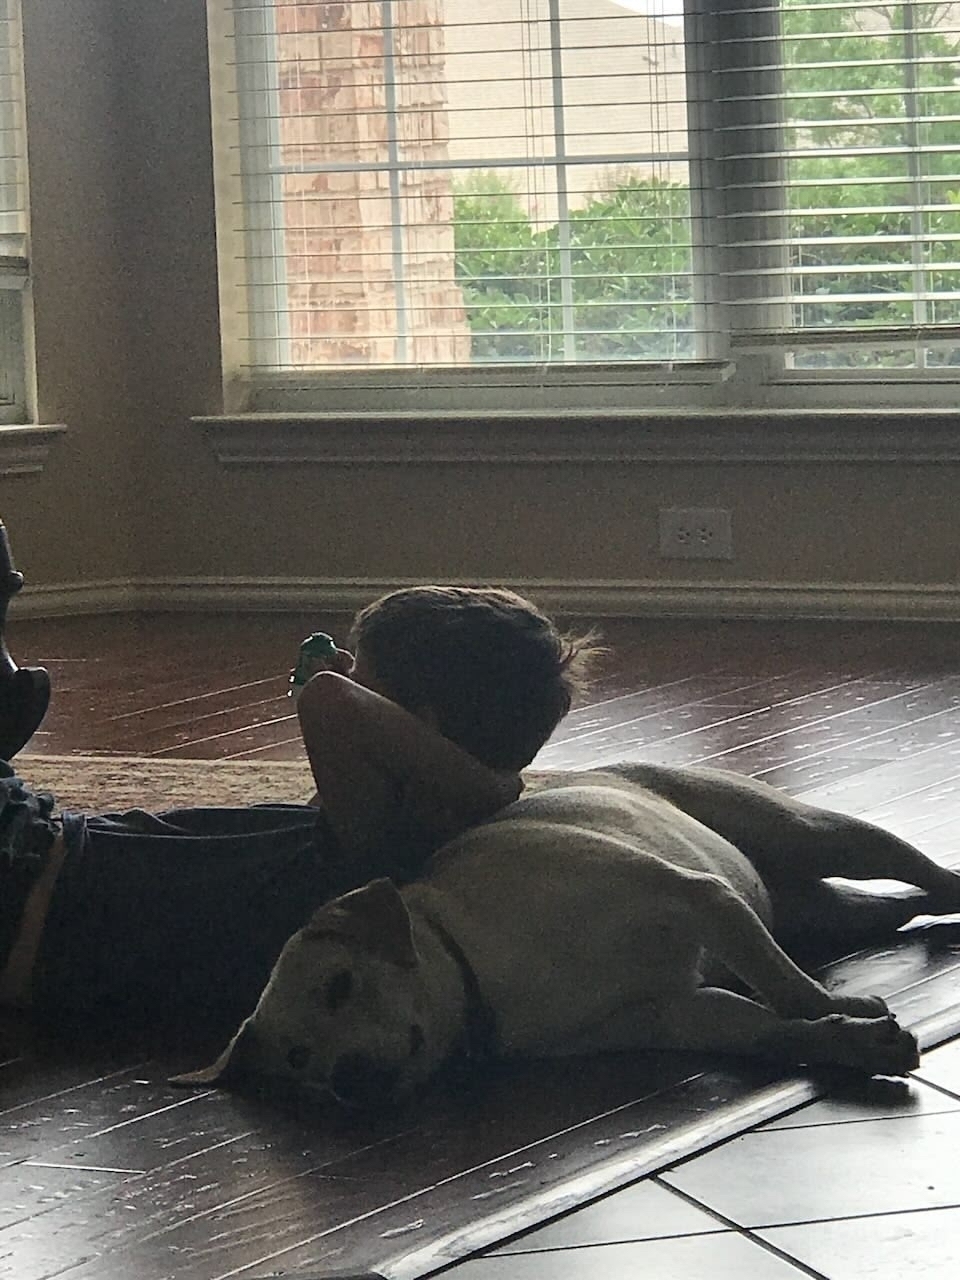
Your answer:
[208,0,960,418]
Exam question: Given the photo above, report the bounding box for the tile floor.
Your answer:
[444,1036,960,1279]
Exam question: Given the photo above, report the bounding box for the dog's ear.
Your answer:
[169,1017,260,1088]
[307,878,419,970]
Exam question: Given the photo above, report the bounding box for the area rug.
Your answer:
[16,752,317,812]
[9,753,960,1280]
[14,754,559,815]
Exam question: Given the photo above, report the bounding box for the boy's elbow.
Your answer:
[296,670,355,728]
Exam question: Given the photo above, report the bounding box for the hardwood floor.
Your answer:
[9,611,351,760]
[10,612,960,775]
[2,610,960,1280]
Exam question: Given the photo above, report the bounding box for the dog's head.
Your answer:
[174,879,447,1107]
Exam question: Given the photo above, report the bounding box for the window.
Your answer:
[209,0,960,411]
[0,0,27,424]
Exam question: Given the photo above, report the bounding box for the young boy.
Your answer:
[0,586,595,1027]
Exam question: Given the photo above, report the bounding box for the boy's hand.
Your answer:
[328,647,355,677]
[290,646,354,686]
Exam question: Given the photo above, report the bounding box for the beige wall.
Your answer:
[2,0,136,585]
[2,0,958,612]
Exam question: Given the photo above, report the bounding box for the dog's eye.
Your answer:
[324,970,353,1012]
[287,1045,312,1071]
[409,1024,425,1057]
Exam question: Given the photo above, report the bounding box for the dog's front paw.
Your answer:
[827,992,890,1019]
[814,1013,920,1077]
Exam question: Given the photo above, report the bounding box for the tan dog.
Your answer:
[180,765,960,1105]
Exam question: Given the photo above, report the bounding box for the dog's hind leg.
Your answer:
[605,762,960,913]
[753,811,960,917]
[653,867,887,1023]
[769,879,935,970]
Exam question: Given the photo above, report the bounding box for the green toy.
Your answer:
[288,631,338,698]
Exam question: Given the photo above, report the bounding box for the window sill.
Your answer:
[0,423,68,476]
[193,408,960,465]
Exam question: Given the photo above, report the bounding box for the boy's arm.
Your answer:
[296,671,522,868]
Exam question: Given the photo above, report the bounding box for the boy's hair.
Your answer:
[349,585,599,771]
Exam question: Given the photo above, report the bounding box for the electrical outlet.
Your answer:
[659,507,733,560]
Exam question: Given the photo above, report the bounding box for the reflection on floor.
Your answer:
[447,1037,960,1278]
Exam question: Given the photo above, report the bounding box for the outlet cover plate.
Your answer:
[659,507,733,560]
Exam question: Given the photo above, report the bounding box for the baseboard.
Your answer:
[10,575,960,622]
[8,579,142,617]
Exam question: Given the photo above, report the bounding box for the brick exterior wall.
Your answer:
[276,1,470,368]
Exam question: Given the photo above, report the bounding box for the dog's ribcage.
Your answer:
[408,781,772,1054]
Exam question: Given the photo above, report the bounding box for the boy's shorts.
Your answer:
[2,762,429,1024]
[0,760,61,969]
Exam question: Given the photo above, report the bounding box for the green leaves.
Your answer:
[449,3,960,367]
[452,172,694,361]
[782,0,960,352]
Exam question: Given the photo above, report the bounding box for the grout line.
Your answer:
[650,1176,833,1280]
[488,1225,730,1257]
[761,1106,960,1132]
[746,1199,960,1234]
[910,1076,960,1105]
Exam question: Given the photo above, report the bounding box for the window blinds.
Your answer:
[0,0,26,416]
[0,0,26,260]
[716,0,960,370]
[215,0,960,385]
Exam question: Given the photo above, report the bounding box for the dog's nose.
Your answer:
[329,1052,401,1107]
